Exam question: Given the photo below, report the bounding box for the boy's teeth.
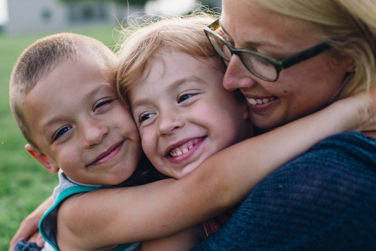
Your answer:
[247,97,276,105]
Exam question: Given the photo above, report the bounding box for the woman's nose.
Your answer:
[223,55,257,90]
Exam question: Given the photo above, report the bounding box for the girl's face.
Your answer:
[129,49,251,179]
[220,0,354,130]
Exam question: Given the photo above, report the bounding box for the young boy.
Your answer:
[9,15,376,251]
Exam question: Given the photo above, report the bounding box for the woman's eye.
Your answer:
[139,112,156,124]
[93,98,114,112]
[52,125,72,142]
[177,93,196,104]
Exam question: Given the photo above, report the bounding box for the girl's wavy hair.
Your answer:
[116,12,218,103]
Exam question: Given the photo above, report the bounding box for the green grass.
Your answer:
[0,25,121,250]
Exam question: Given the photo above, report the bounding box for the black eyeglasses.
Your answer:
[204,19,333,82]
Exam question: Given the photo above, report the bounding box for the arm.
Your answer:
[9,196,53,251]
[141,226,202,251]
[57,90,375,250]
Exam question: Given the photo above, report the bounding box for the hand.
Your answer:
[8,215,44,251]
[9,197,53,251]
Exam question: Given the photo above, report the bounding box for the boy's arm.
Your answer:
[141,226,202,251]
[56,89,376,249]
[9,196,53,251]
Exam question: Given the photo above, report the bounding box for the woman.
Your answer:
[193,0,376,249]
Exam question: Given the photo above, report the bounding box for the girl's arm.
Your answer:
[141,226,202,251]
[54,90,376,249]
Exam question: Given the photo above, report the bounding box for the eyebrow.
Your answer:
[219,19,274,49]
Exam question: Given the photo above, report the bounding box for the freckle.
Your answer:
[283,90,288,94]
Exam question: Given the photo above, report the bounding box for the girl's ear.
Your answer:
[25,144,59,173]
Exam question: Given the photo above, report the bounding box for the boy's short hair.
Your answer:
[9,33,117,148]
[116,13,218,100]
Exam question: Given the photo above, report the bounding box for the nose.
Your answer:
[223,55,257,91]
[158,110,184,136]
[80,117,109,148]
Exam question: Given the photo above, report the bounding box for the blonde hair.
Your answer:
[116,13,217,100]
[250,0,376,98]
[9,33,117,148]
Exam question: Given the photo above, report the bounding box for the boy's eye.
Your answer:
[139,112,156,124]
[52,125,72,142]
[177,93,196,104]
[93,98,114,112]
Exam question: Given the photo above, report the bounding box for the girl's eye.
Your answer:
[177,93,196,104]
[139,112,156,124]
[52,125,72,142]
[93,98,114,112]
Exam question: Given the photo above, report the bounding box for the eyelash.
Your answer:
[93,98,114,112]
[52,125,72,142]
[138,112,155,124]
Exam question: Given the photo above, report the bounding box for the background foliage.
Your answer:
[0,26,119,251]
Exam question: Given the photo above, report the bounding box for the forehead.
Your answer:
[129,50,224,96]
[221,0,322,49]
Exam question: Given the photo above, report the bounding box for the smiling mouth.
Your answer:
[166,138,202,158]
[246,96,277,105]
[88,140,124,167]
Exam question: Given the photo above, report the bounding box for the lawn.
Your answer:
[0,25,121,250]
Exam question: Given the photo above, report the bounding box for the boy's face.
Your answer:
[129,49,251,179]
[23,48,141,185]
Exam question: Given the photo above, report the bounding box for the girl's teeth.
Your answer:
[169,139,197,157]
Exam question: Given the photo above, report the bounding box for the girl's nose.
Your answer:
[158,111,184,136]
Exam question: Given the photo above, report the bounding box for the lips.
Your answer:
[87,140,124,167]
[246,96,277,106]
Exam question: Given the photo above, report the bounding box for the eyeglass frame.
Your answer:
[204,19,333,82]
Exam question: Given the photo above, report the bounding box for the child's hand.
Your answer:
[8,216,44,251]
[9,197,52,251]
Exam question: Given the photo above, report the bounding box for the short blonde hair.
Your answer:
[9,33,117,148]
[250,0,376,98]
[116,13,217,100]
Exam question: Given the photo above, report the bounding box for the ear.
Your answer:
[25,144,59,173]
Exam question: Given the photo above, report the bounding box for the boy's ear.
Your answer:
[25,144,59,173]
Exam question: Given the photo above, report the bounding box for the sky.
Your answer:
[0,0,8,25]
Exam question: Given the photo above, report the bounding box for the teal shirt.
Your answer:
[39,172,140,251]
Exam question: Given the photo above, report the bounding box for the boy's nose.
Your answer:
[81,119,108,148]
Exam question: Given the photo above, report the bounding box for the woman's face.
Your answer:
[221,0,354,130]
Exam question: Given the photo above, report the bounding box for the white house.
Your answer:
[5,0,136,35]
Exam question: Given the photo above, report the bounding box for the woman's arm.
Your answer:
[56,89,376,250]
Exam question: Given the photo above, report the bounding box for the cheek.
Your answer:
[140,130,157,158]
